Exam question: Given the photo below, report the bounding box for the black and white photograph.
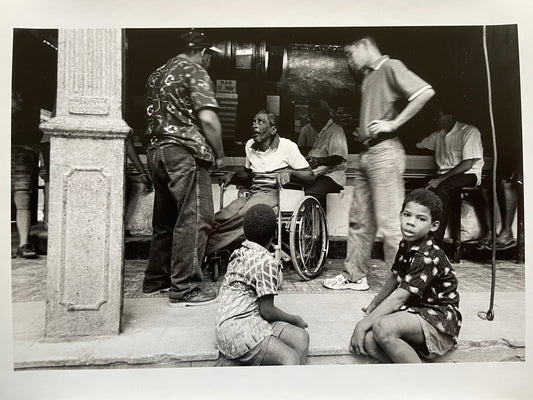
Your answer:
[2,1,532,399]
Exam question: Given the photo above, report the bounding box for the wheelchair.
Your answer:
[207,173,329,281]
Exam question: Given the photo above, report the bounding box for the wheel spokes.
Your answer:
[296,200,325,273]
[289,196,328,279]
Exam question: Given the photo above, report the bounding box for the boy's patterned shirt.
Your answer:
[392,238,462,340]
[215,240,283,359]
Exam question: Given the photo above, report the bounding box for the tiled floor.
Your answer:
[11,222,525,302]
[11,254,524,303]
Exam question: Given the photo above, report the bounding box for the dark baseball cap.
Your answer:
[180,29,223,54]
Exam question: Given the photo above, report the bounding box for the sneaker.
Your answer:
[16,244,37,259]
[169,288,217,307]
[142,285,171,294]
[323,274,369,291]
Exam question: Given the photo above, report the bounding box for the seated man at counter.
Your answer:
[416,107,484,244]
[302,100,348,212]
[206,110,314,256]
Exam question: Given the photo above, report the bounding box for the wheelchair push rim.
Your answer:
[289,196,328,280]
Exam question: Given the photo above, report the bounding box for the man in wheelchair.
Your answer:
[205,109,315,258]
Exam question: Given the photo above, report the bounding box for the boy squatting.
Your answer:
[215,204,309,365]
[350,188,461,363]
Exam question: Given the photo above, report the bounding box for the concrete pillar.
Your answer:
[40,29,130,338]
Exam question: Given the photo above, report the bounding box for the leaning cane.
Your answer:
[478,25,497,321]
[275,179,283,261]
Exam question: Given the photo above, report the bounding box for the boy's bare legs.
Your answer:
[261,325,309,365]
[279,324,309,364]
[363,331,392,363]
[371,312,426,363]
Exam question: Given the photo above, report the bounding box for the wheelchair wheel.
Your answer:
[289,196,328,280]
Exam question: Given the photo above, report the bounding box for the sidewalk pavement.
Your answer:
[10,256,525,369]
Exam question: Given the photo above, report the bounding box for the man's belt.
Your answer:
[360,133,398,150]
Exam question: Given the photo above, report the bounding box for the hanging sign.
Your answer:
[217,80,237,94]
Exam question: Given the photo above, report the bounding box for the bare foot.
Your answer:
[479,231,492,245]
[496,231,515,246]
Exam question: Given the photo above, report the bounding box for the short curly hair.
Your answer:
[255,109,278,127]
[243,204,277,246]
[402,188,443,222]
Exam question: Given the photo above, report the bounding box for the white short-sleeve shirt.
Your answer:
[244,135,310,192]
[417,122,484,185]
[245,136,309,173]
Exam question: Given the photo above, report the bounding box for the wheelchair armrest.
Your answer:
[282,182,306,191]
[209,170,228,177]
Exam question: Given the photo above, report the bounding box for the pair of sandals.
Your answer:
[476,236,517,251]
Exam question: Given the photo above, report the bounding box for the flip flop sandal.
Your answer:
[475,242,488,251]
[495,239,517,251]
[475,237,492,250]
[487,239,517,251]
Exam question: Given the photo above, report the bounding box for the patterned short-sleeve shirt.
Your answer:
[144,55,219,163]
[392,238,462,340]
[216,240,283,359]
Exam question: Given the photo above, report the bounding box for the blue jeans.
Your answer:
[143,143,214,300]
[344,138,406,281]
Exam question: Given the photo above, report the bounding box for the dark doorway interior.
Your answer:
[124,25,522,162]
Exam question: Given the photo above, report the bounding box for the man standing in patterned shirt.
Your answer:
[142,30,225,307]
[350,189,461,363]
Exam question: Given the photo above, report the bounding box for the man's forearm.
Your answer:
[199,109,224,159]
[439,159,476,181]
[203,123,224,159]
[289,168,315,186]
[393,88,435,131]
[126,138,146,175]
[317,155,344,167]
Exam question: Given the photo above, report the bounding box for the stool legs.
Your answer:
[451,192,462,263]
[516,183,524,264]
